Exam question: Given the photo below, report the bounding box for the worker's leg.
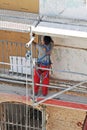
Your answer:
[42,70,49,96]
[34,68,41,95]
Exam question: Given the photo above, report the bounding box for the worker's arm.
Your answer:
[46,41,54,55]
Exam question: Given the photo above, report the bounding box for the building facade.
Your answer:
[0,0,87,130]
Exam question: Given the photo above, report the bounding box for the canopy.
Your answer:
[33,21,87,38]
[1,9,87,38]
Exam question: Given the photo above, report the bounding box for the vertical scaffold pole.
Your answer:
[30,26,35,102]
[42,106,46,130]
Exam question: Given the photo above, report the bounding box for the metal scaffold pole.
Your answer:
[30,26,35,102]
[34,80,87,106]
[25,26,35,130]
[42,106,46,130]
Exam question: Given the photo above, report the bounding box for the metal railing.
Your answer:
[0,40,32,81]
[0,102,44,130]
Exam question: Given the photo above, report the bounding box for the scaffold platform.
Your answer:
[0,82,87,111]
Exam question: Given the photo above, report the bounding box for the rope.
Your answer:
[25,59,29,130]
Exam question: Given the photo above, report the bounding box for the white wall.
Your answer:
[40,0,87,20]
[51,37,87,81]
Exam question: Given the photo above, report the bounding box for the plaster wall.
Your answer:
[40,0,87,20]
[51,37,87,81]
[46,106,86,130]
[0,0,39,13]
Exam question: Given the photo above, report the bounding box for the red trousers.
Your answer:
[34,65,50,96]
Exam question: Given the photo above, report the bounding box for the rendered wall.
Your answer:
[51,37,87,81]
[46,106,86,130]
[0,0,39,13]
[0,30,29,42]
[40,0,85,18]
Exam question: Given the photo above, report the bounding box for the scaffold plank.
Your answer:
[0,83,87,111]
[33,21,87,38]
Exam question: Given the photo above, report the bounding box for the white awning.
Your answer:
[33,21,87,38]
[1,9,87,38]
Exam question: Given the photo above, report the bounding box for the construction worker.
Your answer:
[34,36,54,96]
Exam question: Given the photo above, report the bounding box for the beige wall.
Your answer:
[46,106,86,130]
[0,0,39,13]
[0,30,38,69]
[51,37,87,81]
[0,30,29,42]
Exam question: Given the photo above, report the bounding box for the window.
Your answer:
[0,102,43,130]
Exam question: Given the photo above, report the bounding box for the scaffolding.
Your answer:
[0,9,87,130]
[24,26,87,106]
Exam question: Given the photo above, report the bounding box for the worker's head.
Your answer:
[43,36,53,45]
